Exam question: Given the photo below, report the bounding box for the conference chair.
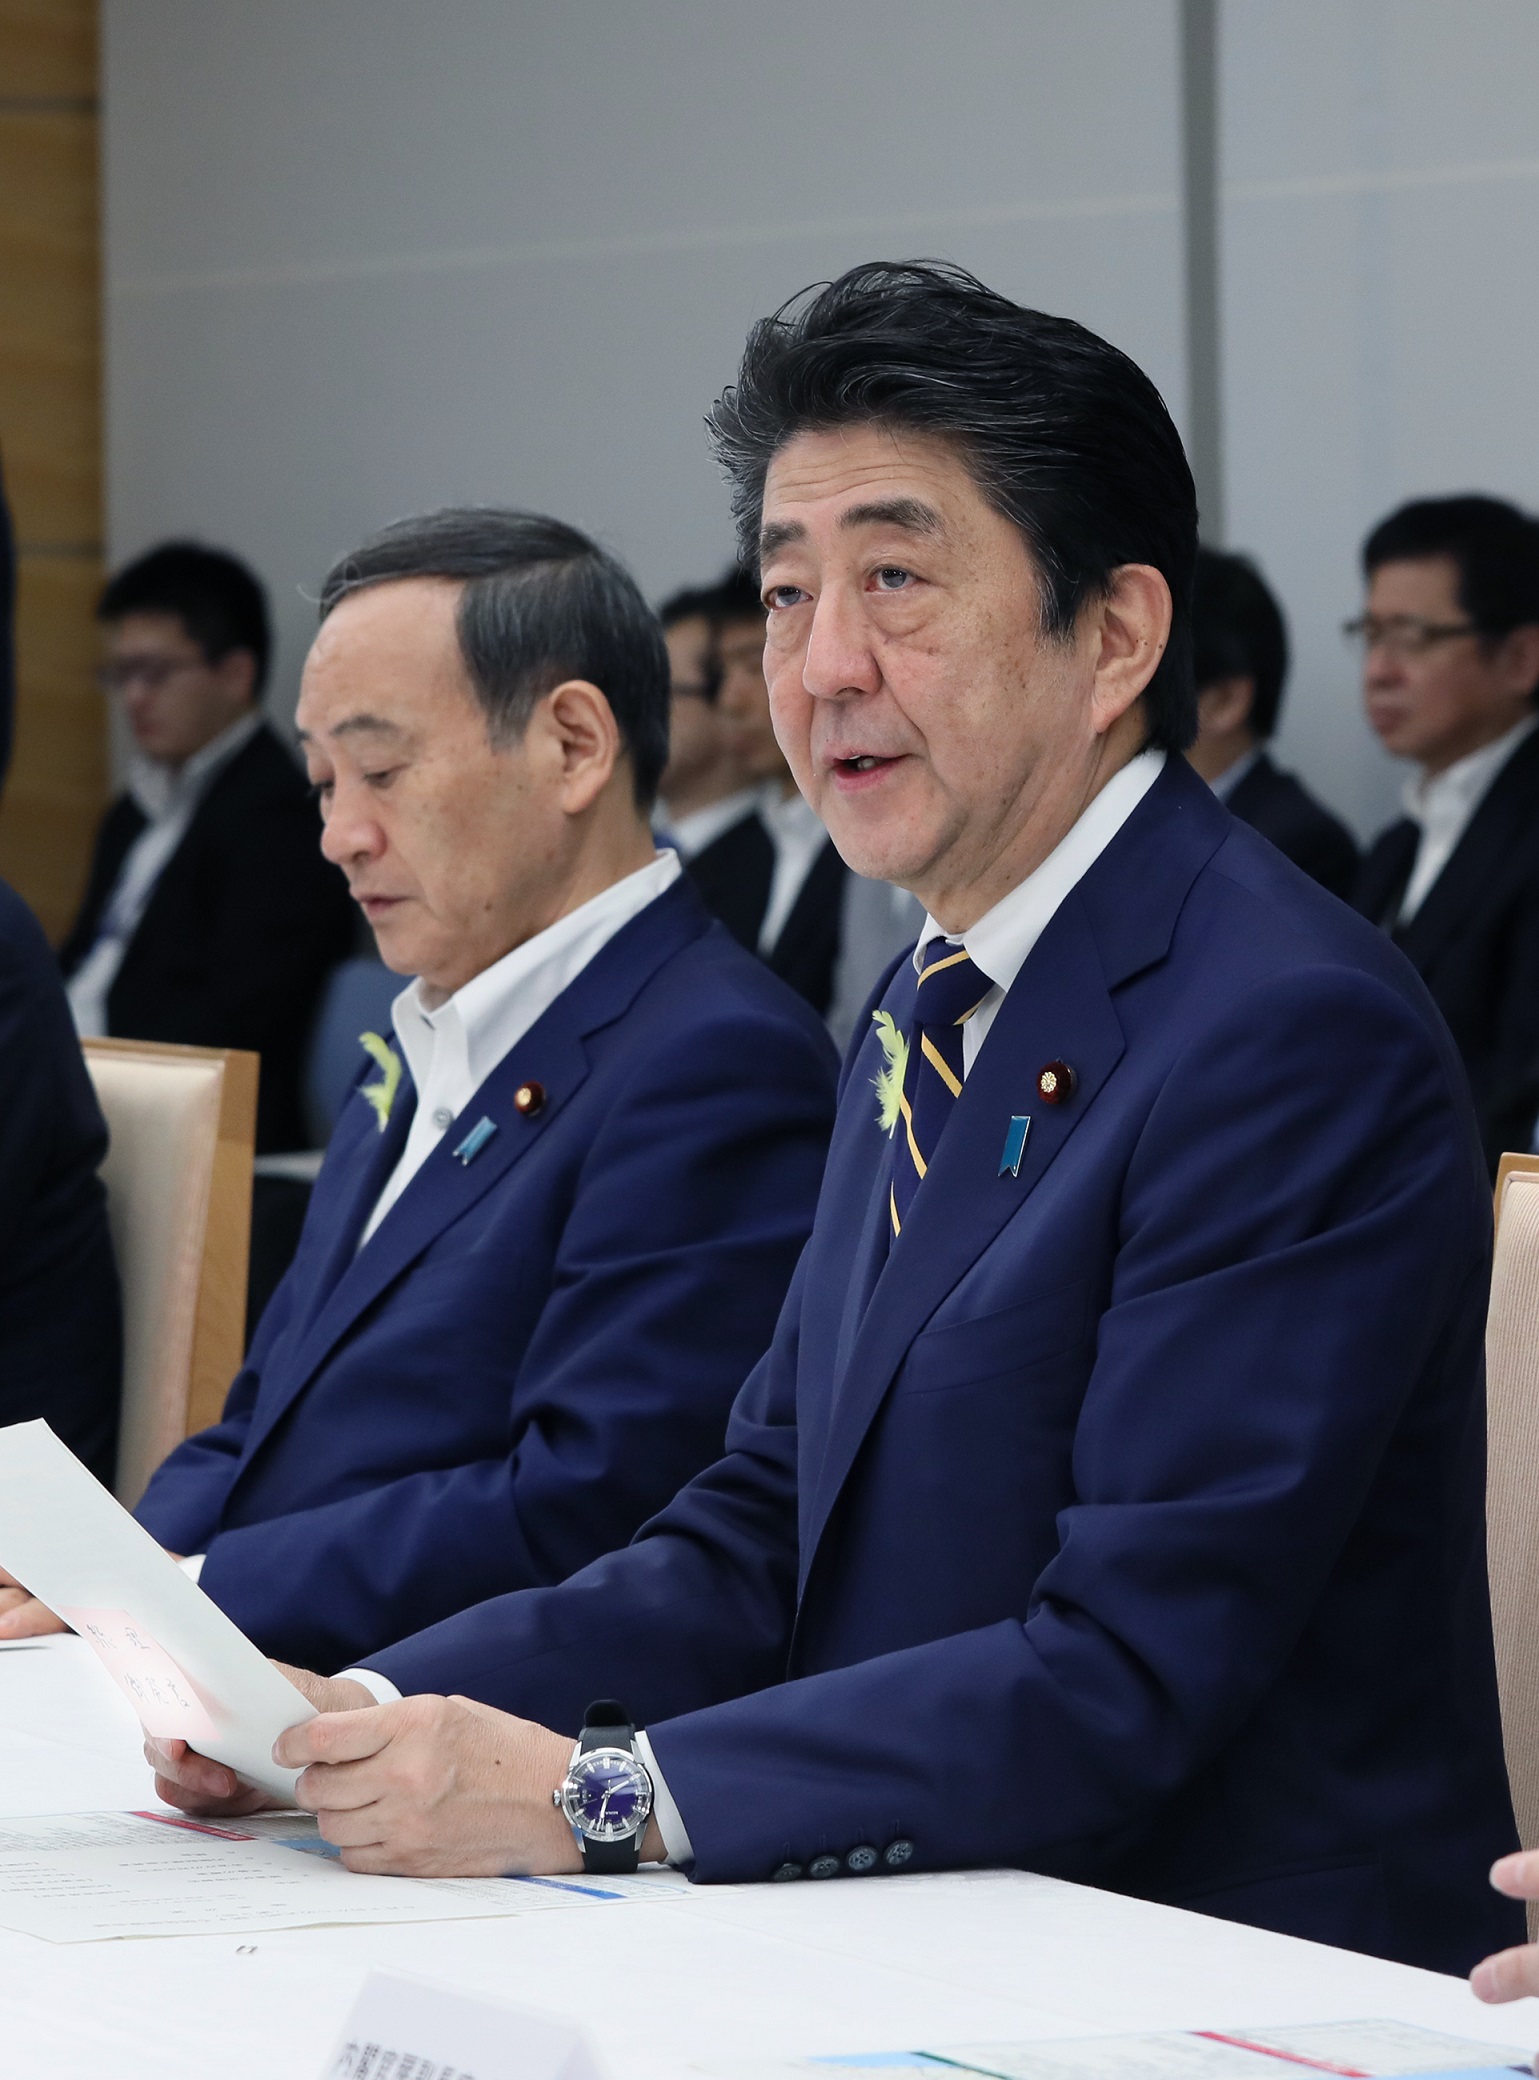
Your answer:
[1486,1150,1539,1934]
[81,1038,258,1508]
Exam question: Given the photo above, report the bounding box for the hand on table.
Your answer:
[1471,1851,1539,2001]
[0,1563,66,1639]
[276,1693,596,1875]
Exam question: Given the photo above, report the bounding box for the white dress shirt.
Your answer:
[655,786,762,864]
[358,850,680,1247]
[180,855,681,1598]
[66,712,263,1036]
[914,747,1166,1074]
[1207,743,1264,805]
[1397,714,1538,925]
[757,784,830,955]
[342,754,1166,1862]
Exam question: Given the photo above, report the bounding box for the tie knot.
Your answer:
[913,946,993,1030]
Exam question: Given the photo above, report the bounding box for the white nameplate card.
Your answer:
[0,1419,315,1799]
[321,1970,606,2080]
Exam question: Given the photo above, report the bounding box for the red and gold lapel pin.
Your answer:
[1036,1061,1076,1106]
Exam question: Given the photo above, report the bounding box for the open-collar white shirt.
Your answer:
[357,850,681,1247]
[913,747,1165,1076]
[1397,714,1538,925]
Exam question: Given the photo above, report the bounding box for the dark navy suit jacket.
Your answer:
[136,879,837,1670]
[0,878,120,1481]
[372,760,1519,1975]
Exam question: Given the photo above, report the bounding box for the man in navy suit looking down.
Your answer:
[152,270,1518,1977]
[0,509,837,1669]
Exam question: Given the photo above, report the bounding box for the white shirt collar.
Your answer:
[657,785,761,863]
[1401,713,1538,830]
[1208,743,1265,804]
[358,851,681,1250]
[390,850,681,1101]
[914,748,1166,999]
[126,709,263,822]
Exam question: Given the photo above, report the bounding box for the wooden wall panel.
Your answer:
[0,0,107,944]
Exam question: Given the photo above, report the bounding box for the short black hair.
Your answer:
[708,260,1198,751]
[98,541,271,694]
[1192,547,1289,739]
[320,508,669,807]
[1363,496,1539,645]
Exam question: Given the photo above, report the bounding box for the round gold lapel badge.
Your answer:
[513,1080,546,1117]
[1036,1060,1076,1105]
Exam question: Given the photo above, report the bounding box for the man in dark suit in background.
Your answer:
[2,509,837,1672]
[159,267,1517,1978]
[654,578,765,943]
[1186,547,1359,897]
[1350,497,1539,1174]
[0,877,120,1485]
[58,543,355,1154]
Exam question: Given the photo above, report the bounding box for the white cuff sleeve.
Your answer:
[335,1668,403,1705]
[176,1554,205,1584]
[635,1730,693,1869]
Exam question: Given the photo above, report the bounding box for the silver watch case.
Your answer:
[552,1741,654,1842]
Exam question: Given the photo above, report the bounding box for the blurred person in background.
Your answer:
[712,567,850,1018]
[1186,547,1359,899]
[654,580,762,935]
[58,542,355,1155]
[1350,497,1539,1174]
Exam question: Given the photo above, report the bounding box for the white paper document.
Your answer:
[320,1969,606,2080]
[924,2020,1534,2079]
[697,2022,1533,2080]
[0,1810,689,1942]
[0,1419,314,1799]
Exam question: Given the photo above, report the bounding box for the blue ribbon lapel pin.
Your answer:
[452,1116,499,1166]
[999,1115,1031,1178]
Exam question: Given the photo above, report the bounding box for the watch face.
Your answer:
[560,1746,653,1842]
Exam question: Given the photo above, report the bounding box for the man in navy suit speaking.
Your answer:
[156,269,1518,1975]
[0,509,836,1669]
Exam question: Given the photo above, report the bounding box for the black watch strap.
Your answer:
[576,1699,643,1874]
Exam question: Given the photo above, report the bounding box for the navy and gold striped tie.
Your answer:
[890,946,994,1237]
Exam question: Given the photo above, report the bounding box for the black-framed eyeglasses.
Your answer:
[95,654,207,695]
[1341,615,1480,659]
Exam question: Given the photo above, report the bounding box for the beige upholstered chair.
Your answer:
[81,1039,258,1507]
[1486,1152,1539,1933]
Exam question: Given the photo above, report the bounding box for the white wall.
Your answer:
[101,0,1185,736]
[1220,0,1539,838]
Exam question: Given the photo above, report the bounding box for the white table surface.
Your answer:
[0,1637,1535,2078]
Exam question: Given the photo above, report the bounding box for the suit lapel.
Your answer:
[1396,729,1539,970]
[236,878,712,1467]
[798,900,1125,1585]
[796,755,1229,1594]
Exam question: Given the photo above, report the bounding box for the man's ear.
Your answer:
[215,648,260,709]
[1196,675,1257,738]
[1088,565,1172,736]
[1497,624,1539,701]
[543,679,622,814]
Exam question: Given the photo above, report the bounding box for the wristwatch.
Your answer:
[553,1698,654,1874]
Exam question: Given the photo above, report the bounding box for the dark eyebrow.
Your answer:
[758,519,805,562]
[759,497,944,565]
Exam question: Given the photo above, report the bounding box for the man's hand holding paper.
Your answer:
[151,1681,668,1877]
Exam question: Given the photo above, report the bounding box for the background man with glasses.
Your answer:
[59,540,355,1154]
[1349,495,1539,1174]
